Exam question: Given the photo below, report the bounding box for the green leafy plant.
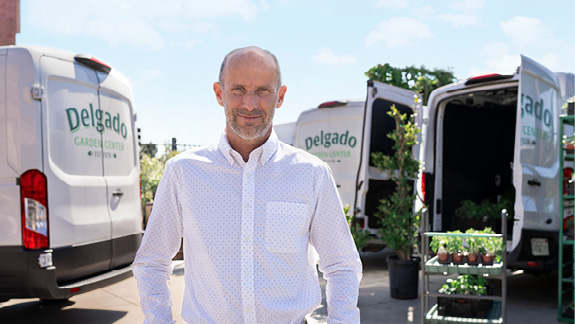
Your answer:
[439,274,489,296]
[464,228,480,254]
[430,236,448,254]
[372,105,423,260]
[455,199,513,221]
[446,231,464,254]
[476,227,504,262]
[344,205,372,250]
[365,63,456,105]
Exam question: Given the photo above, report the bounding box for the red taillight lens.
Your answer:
[464,73,513,85]
[421,172,429,204]
[20,170,49,249]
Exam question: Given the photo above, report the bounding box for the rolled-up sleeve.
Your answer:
[309,166,363,324]
[132,160,184,324]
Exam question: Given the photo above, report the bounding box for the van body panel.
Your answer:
[5,48,43,177]
[0,45,142,300]
[294,101,364,213]
[40,55,112,250]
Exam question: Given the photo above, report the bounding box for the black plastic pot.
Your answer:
[386,254,420,299]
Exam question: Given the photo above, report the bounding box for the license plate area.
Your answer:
[531,238,550,256]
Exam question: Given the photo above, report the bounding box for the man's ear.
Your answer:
[276,85,287,109]
[213,82,224,106]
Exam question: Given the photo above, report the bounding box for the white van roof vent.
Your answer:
[74,54,112,73]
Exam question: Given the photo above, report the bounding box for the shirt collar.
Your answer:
[218,130,279,167]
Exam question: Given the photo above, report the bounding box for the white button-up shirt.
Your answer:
[133,131,362,324]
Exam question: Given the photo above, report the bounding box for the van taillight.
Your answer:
[421,172,429,204]
[20,170,49,249]
[465,73,513,86]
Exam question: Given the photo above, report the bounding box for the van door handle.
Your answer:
[112,190,124,197]
[527,179,541,187]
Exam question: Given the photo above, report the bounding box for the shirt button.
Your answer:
[244,203,251,208]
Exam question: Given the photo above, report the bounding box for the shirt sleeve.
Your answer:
[309,165,363,324]
[132,159,184,324]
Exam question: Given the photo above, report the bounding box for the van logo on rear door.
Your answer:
[65,104,128,139]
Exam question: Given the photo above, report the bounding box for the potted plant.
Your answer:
[372,105,422,299]
[447,231,464,264]
[464,228,480,264]
[437,274,493,318]
[430,236,449,264]
[477,227,503,264]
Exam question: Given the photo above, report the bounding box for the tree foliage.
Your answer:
[140,145,181,203]
[365,63,456,105]
[371,106,422,260]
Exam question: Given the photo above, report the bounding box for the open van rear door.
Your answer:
[357,80,422,232]
[511,55,563,255]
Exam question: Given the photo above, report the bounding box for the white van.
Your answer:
[276,80,422,241]
[0,45,143,301]
[415,55,574,271]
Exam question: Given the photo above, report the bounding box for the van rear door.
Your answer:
[98,73,142,269]
[511,55,562,255]
[359,80,421,231]
[41,55,113,281]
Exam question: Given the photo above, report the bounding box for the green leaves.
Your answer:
[371,105,423,260]
[439,274,489,296]
[365,64,456,105]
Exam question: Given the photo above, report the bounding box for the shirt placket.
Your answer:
[241,161,257,323]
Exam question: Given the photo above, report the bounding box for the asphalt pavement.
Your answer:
[0,249,560,323]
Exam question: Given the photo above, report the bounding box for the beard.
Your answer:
[225,105,275,142]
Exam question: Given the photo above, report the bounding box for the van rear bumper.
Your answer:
[0,245,134,301]
[507,228,560,271]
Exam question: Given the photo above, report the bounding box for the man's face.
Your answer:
[214,53,286,143]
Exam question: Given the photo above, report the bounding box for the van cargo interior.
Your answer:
[440,87,517,235]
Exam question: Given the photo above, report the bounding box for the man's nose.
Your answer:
[241,91,259,110]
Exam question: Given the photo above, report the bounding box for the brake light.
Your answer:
[318,100,347,108]
[74,54,112,73]
[465,73,513,86]
[20,170,49,249]
[527,261,540,268]
[564,168,573,195]
[421,172,429,204]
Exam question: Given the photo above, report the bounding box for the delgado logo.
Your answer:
[305,130,357,150]
[66,104,128,139]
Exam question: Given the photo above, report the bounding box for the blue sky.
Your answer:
[17,0,575,147]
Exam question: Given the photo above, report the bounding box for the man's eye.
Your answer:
[257,88,272,96]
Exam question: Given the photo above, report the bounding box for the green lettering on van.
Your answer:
[66,108,80,133]
[304,130,357,150]
[66,103,128,139]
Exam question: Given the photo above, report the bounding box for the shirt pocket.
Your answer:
[265,201,309,253]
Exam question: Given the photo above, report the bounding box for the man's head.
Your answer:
[213,46,287,146]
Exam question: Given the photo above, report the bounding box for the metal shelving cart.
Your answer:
[558,112,574,323]
[421,209,507,324]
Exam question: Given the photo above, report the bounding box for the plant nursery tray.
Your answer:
[425,301,502,324]
[425,256,503,275]
[437,295,493,318]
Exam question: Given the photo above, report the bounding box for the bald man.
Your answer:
[133,46,362,324]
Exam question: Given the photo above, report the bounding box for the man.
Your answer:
[133,46,362,324]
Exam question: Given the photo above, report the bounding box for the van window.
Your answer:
[47,78,104,176]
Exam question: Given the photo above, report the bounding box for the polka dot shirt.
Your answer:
[133,131,362,324]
